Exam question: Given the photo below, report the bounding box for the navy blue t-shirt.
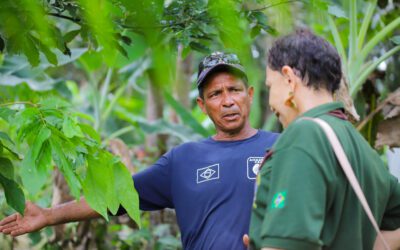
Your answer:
[132,130,278,249]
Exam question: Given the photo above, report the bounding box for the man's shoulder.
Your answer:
[257,130,280,146]
[170,139,210,154]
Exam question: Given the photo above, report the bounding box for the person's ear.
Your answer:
[196,97,208,114]
[247,86,254,104]
[281,65,298,92]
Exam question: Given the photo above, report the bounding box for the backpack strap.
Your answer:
[302,117,390,250]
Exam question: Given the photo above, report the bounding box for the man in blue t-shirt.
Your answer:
[0,52,278,249]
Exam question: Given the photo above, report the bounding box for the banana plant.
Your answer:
[327,0,400,97]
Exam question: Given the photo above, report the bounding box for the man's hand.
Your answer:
[0,201,49,237]
[374,229,400,250]
[243,234,250,248]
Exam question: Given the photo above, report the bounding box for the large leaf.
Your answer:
[20,126,51,195]
[20,150,46,195]
[113,162,140,226]
[0,131,13,144]
[391,36,400,45]
[0,157,14,179]
[31,126,51,162]
[79,123,101,143]
[0,173,25,215]
[0,107,16,122]
[164,91,210,137]
[63,116,84,138]
[82,154,112,220]
[328,4,347,19]
[39,97,71,110]
[50,137,81,198]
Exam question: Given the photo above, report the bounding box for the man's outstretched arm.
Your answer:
[0,197,100,237]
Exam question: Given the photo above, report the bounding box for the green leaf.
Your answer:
[63,116,84,138]
[36,141,52,174]
[12,108,40,143]
[113,162,140,226]
[0,132,14,144]
[116,43,129,58]
[39,44,58,66]
[2,144,20,160]
[82,155,112,220]
[251,11,268,25]
[39,97,71,110]
[164,91,210,137]
[120,35,132,45]
[50,137,81,198]
[63,29,81,43]
[21,150,47,195]
[0,173,25,215]
[391,36,400,45]
[30,35,58,65]
[0,107,16,122]
[0,157,14,179]
[0,35,4,52]
[23,35,40,67]
[13,108,38,128]
[250,26,261,39]
[189,42,209,53]
[31,126,51,162]
[328,5,347,19]
[79,123,101,143]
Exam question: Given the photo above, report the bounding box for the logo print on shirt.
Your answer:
[197,164,219,183]
[271,191,287,209]
[247,157,263,179]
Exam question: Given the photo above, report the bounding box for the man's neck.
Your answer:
[213,127,258,141]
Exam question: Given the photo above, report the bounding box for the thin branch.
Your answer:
[118,21,187,30]
[47,12,81,23]
[0,101,37,107]
[357,89,400,131]
[249,0,303,12]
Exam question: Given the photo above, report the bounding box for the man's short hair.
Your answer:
[268,29,342,94]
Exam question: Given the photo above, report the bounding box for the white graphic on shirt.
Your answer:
[247,157,263,179]
[197,164,220,183]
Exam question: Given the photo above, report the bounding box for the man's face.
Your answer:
[197,72,254,135]
[265,66,297,128]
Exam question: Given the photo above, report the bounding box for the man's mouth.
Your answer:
[222,112,240,120]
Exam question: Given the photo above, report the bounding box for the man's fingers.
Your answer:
[11,228,26,237]
[0,214,17,226]
[2,225,21,234]
[243,234,250,247]
[0,221,18,231]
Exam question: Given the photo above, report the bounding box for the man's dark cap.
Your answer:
[196,52,247,89]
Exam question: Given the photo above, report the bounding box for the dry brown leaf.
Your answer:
[375,116,400,149]
[335,78,360,122]
[382,88,400,119]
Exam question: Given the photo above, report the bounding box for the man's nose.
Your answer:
[222,92,234,107]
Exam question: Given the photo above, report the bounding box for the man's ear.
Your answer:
[247,86,254,104]
[196,97,208,114]
[281,65,298,92]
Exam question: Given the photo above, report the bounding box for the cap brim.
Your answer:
[197,64,247,88]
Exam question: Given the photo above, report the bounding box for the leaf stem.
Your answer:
[0,101,38,107]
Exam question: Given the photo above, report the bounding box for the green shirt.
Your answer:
[249,102,400,250]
